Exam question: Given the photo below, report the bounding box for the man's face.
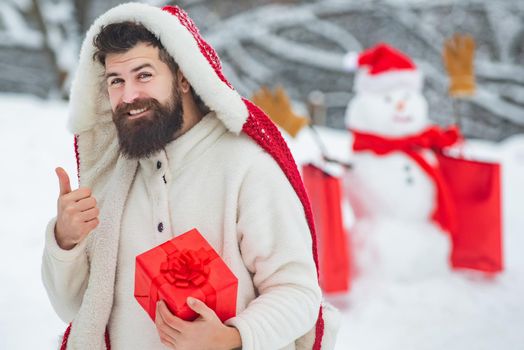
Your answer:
[105,42,184,159]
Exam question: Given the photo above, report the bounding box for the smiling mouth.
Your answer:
[127,107,150,120]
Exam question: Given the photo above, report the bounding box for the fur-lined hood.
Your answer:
[63,3,330,349]
[69,3,247,189]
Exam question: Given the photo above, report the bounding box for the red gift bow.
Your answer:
[161,248,211,288]
[351,125,461,234]
[150,242,218,319]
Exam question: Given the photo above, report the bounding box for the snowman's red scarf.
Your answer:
[351,125,461,234]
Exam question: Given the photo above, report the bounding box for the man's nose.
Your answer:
[122,83,140,104]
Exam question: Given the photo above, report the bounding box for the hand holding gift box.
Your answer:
[135,228,238,322]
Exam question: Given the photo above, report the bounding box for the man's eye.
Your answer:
[138,72,152,80]
[109,78,123,86]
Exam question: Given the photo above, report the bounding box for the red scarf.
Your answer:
[351,125,461,234]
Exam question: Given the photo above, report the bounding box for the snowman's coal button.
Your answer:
[157,222,164,232]
[406,177,414,185]
[404,164,411,171]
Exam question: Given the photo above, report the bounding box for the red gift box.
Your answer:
[134,228,238,322]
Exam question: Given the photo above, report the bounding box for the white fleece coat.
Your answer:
[42,114,324,349]
[40,3,339,349]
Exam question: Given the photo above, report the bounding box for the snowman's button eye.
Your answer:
[385,95,392,103]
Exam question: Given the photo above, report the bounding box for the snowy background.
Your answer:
[2,0,524,139]
[1,94,524,349]
[1,0,524,349]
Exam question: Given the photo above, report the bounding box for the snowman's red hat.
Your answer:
[343,43,423,93]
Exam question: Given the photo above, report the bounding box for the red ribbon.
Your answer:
[149,241,218,319]
[351,125,461,234]
[161,248,211,288]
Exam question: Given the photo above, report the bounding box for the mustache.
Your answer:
[114,98,161,118]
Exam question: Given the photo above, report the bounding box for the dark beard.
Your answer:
[112,88,183,159]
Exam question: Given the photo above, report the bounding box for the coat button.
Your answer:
[157,161,162,169]
[157,222,164,232]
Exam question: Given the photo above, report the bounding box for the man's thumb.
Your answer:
[55,167,72,196]
[187,297,213,319]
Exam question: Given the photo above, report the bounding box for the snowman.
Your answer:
[342,43,459,282]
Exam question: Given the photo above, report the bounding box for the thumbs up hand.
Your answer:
[54,167,99,250]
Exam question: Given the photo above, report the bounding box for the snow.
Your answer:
[0,95,77,349]
[0,1,43,48]
[476,61,524,85]
[252,33,346,72]
[287,127,524,350]
[1,94,524,349]
[225,42,273,83]
[38,0,80,77]
[303,20,363,52]
[201,0,524,142]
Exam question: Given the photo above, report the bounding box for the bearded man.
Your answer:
[41,3,338,350]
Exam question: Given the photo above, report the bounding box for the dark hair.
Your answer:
[93,21,209,115]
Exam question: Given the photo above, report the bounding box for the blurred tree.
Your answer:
[31,0,80,97]
[0,0,522,141]
[0,0,78,98]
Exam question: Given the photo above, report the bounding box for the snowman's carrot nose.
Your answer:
[396,100,406,112]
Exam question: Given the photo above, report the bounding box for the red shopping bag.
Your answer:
[437,153,503,273]
[302,164,351,292]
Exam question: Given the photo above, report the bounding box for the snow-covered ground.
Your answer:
[0,95,77,349]
[1,94,523,349]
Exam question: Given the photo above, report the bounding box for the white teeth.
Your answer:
[129,107,147,115]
